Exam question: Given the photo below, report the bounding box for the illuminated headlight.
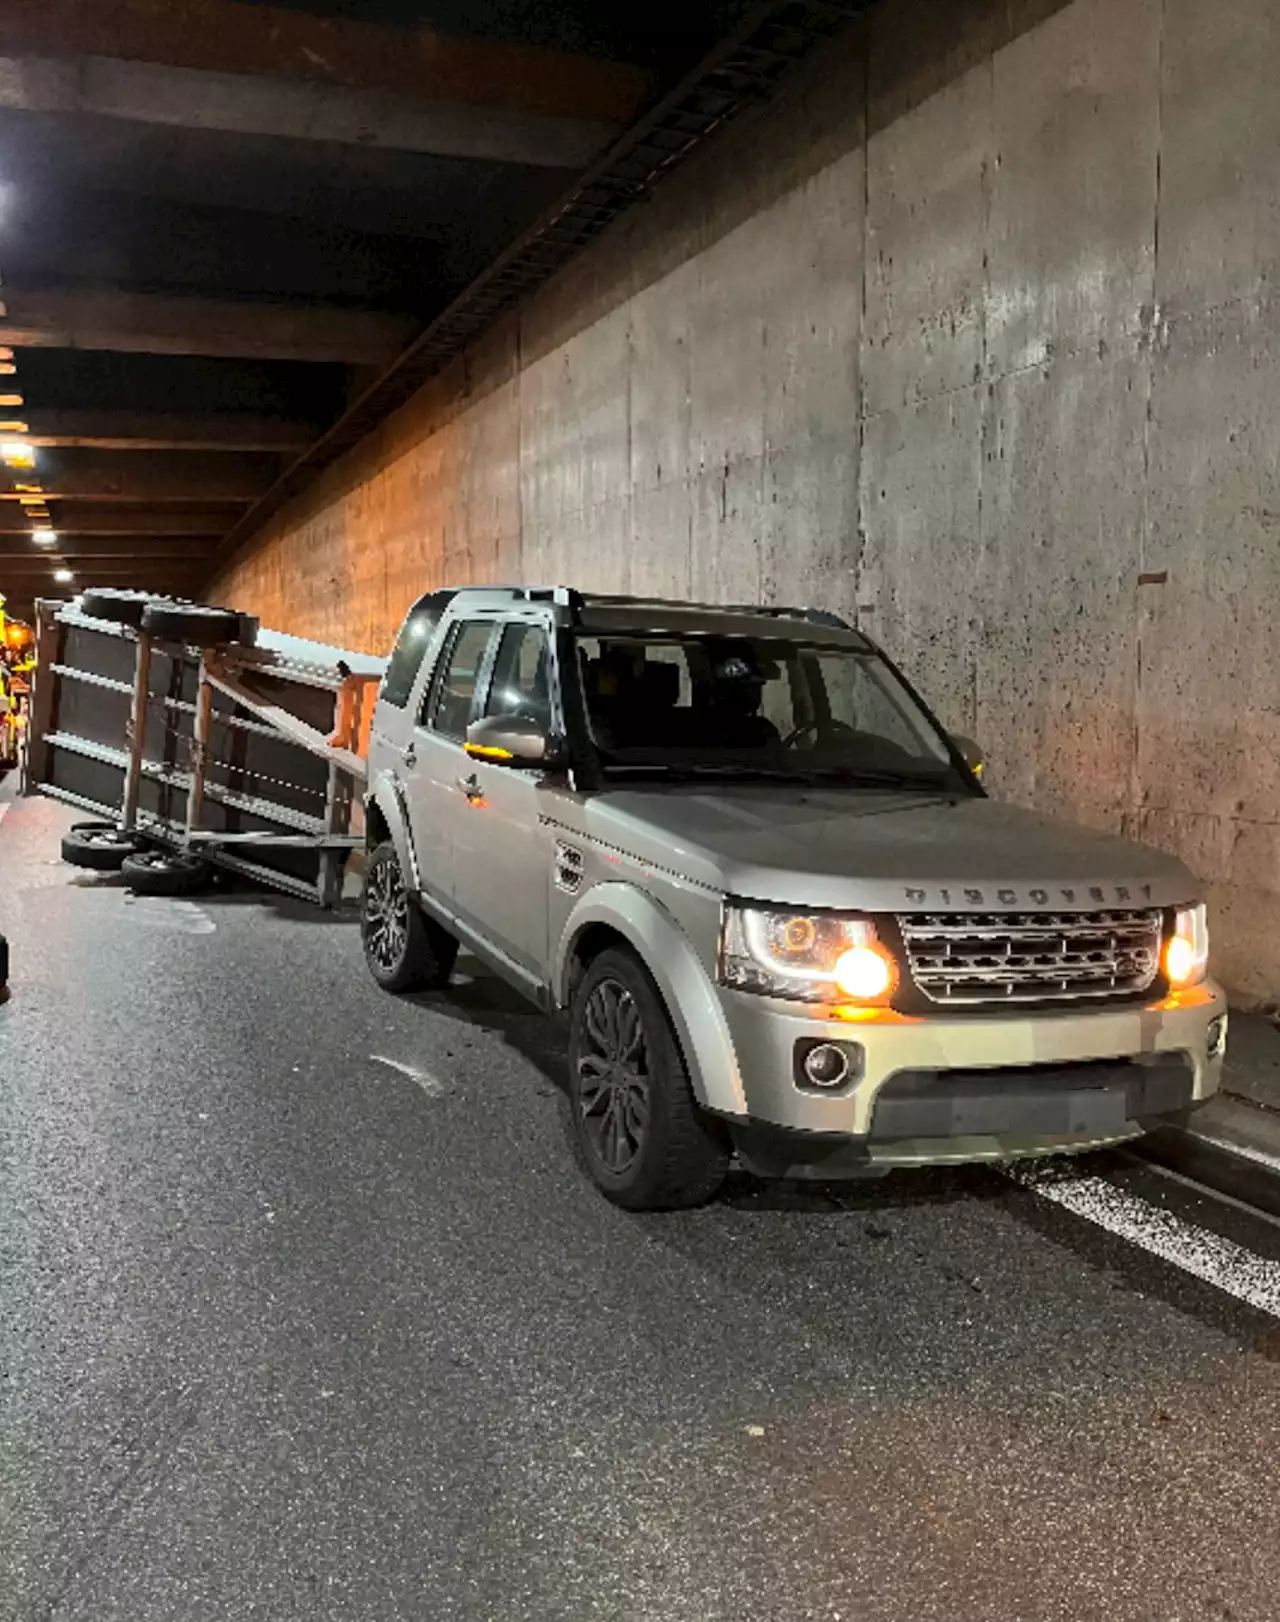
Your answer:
[1165,903,1209,988]
[719,904,897,1004]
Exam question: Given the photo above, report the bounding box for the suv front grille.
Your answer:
[897,910,1163,1006]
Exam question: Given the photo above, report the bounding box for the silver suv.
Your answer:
[362,587,1225,1209]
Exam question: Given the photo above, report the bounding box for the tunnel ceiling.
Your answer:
[0,0,862,621]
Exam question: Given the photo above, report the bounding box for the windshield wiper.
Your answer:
[601,761,818,782]
[600,760,954,789]
[796,765,955,789]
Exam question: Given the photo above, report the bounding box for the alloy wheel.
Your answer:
[577,977,652,1175]
[363,849,409,974]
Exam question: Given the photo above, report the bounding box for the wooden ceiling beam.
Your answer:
[0,0,653,166]
[0,0,653,121]
[0,504,237,535]
[1,449,278,503]
[0,535,212,559]
[0,286,417,365]
[23,408,318,452]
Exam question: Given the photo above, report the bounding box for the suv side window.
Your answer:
[425,620,494,739]
[483,624,552,731]
[380,591,449,708]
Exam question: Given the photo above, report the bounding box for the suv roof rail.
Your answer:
[443,585,854,631]
[446,583,578,605]
[571,592,853,628]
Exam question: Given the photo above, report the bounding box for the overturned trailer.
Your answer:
[22,592,385,906]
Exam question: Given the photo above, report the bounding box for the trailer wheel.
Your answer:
[361,841,457,993]
[140,601,244,647]
[78,589,167,629]
[0,931,8,992]
[120,849,209,895]
[61,822,144,871]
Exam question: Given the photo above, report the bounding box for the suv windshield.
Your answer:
[574,630,970,789]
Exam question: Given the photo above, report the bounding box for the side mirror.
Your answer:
[953,734,984,778]
[465,713,556,766]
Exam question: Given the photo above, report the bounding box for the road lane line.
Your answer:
[1185,1127,1280,1178]
[1009,1163,1280,1320]
[122,895,217,934]
[370,1054,445,1099]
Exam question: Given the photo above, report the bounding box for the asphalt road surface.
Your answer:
[3,789,1280,1622]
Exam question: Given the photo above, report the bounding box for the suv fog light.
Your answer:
[800,1042,855,1089]
[1207,1015,1227,1059]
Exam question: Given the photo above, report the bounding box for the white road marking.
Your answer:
[370,1054,445,1099]
[1010,1163,1280,1320]
[1190,1127,1280,1177]
[0,803,9,828]
[122,896,216,934]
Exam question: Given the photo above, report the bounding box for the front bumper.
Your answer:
[718,982,1226,1175]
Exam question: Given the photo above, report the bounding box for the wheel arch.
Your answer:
[555,884,747,1117]
[364,772,420,891]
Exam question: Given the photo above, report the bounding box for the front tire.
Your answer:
[568,947,730,1211]
[361,840,457,993]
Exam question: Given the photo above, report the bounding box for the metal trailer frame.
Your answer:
[23,599,384,907]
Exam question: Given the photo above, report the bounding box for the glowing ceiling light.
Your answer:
[0,394,24,407]
[31,527,57,545]
[1,440,35,468]
[53,567,74,584]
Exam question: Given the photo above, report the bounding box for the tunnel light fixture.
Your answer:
[1,440,35,469]
[0,364,17,377]
[0,394,23,407]
[31,527,57,545]
[53,567,74,584]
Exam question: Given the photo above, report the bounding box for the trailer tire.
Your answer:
[61,822,144,870]
[140,601,244,647]
[121,849,209,895]
[79,589,167,629]
[361,841,457,993]
[0,931,8,992]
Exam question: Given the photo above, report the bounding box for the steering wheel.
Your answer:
[780,718,855,750]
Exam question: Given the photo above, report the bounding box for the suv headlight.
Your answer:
[719,903,897,1004]
[1165,903,1209,988]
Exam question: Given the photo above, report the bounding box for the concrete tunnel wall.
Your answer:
[211,0,1280,1006]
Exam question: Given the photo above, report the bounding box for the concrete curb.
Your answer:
[1136,1092,1280,1222]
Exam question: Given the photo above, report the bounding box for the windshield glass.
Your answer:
[573,631,968,788]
